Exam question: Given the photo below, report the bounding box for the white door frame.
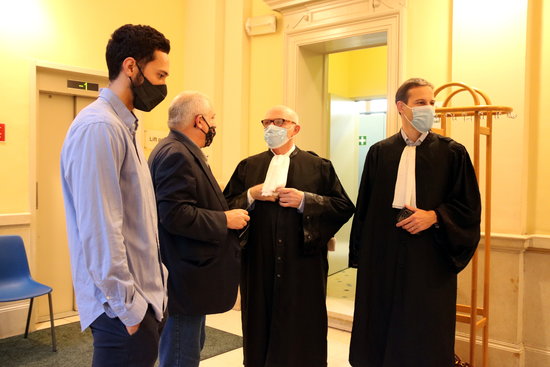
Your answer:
[266,0,404,329]
[267,0,403,156]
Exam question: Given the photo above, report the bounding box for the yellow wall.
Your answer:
[1,0,549,234]
[452,0,528,234]
[531,0,550,233]
[177,0,226,181]
[328,46,387,99]
[172,0,254,187]
[349,46,387,98]
[328,52,351,98]
[403,0,550,234]
[260,0,550,235]
[248,0,284,155]
[404,0,452,87]
[0,0,186,214]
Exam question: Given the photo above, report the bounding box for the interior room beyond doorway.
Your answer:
[325,44,388,327]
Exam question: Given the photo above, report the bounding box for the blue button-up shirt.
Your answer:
[400,129,429,146]
[61,88,167,331]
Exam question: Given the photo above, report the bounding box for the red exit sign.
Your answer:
[0,123,5,142]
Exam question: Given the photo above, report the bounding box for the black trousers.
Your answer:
[89,306,164,367]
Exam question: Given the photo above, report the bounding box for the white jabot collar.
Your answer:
[392,145,416,209]
[262,145,295,196]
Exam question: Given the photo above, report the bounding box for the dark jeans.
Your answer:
[159,314,206,367]
[89,306,163,367]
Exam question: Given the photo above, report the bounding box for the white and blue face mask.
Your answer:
[403,104,435,133]
[264,124,290,149]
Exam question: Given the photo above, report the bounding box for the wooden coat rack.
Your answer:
[432,82,513,367]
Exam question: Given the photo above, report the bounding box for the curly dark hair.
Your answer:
[395,78,434,104]
[106,24,170,81]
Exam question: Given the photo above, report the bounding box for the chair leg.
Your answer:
[24,298,34,338]
[47,292,57,352]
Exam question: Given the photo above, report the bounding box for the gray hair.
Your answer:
[168,91,212,129]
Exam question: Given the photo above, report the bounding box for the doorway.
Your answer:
[279,6,402,329]
[34,65,108,322]
[323,44,390,327]
[327,45,388,276]
[328,97,388,274]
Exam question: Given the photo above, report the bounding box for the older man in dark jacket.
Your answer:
[149,91,249,367]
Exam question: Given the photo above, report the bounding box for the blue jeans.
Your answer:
[159,314,206,367]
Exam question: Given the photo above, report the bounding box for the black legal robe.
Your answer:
[224,147,355,367]
[349,132,482,367]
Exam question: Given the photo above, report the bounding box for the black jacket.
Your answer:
[149,130,240,315]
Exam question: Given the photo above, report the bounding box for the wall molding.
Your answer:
[264,0,321,11]
[528,234,550,252]
[0,213,31,226]
[0,301,28,314]
[271,0,403,158]
[524,348,550,367]
[275,0,405,35]
[35,60,107,78]
[478,233,550,254]
[455,332,550,365]
[455,333,525,366]
[265,0,406,14]
[456,331,524,353]
[525,344,550,356]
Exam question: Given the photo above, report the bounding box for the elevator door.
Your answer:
[36,92,95,321]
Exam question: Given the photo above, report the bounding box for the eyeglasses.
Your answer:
[260,119,295,128]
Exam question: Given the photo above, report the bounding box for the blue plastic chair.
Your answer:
[0,235,57,351]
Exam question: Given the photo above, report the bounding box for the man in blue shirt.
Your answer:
[61,24,170,367]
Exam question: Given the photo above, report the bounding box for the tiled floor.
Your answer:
[202,310,352,366]
[37,309,352,366]
[36,269,357,366]
[194,269,357,366]
[326,267,357,328]
[327,268,357,300]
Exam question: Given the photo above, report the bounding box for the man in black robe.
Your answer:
[349,78,482,367]
[224,105,355,367]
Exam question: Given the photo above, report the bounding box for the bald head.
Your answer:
[264,105,300,125]
[168,91,212,130]
[262,105,301,153]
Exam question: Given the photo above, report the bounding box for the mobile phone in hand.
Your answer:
[396,207,414,223]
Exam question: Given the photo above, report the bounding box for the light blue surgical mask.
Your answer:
[264,124,290,149]
[403,104,435,133]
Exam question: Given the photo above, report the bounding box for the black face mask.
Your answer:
[129,65,167,112]
[198,116,216,147]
